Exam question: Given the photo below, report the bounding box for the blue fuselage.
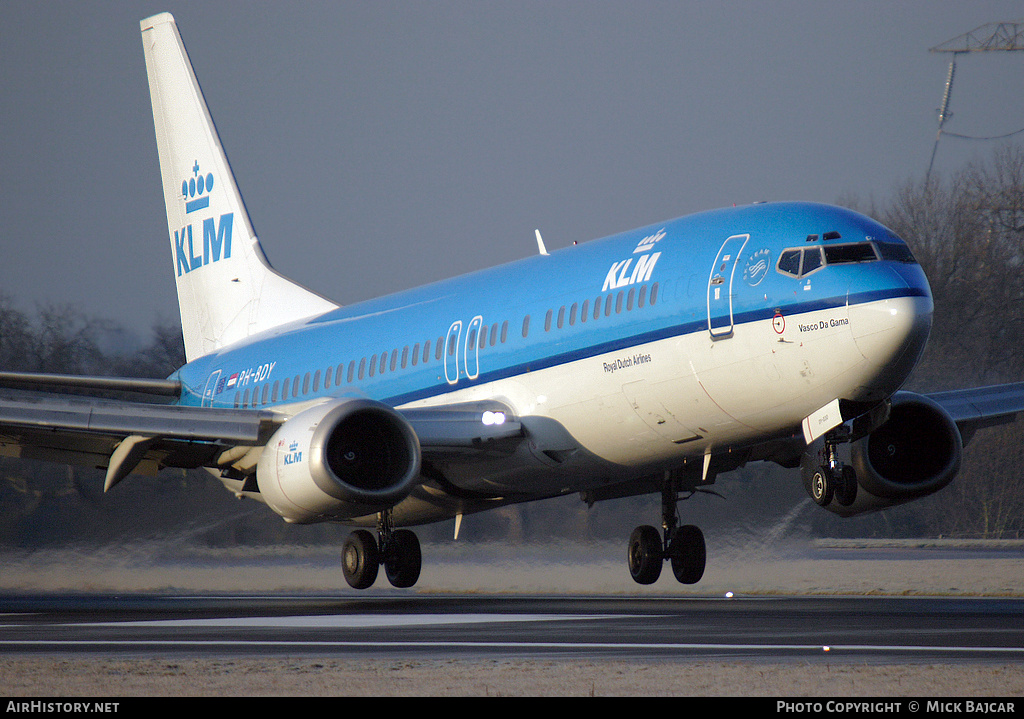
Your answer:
[174,201,932,485]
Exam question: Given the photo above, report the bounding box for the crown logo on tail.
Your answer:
[182,160,214,214]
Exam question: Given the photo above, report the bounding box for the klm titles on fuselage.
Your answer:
[174,162,233,277]
[602,229,665,292]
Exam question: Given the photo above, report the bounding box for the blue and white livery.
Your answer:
[2,13,1023,590]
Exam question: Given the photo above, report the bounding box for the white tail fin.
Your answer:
[140,13,337,362]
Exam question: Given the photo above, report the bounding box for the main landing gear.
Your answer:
[342,510,422,590]
[627,480,707,586]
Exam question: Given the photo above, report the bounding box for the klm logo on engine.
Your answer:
[602,229,664,291]
[283,440,303,465]
[173,161,233,277]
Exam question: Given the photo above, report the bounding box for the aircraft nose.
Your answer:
[848,267,933,400]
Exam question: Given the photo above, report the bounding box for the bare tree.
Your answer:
[866,145,1024,537]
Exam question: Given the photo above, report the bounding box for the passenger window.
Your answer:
[522,315,530,338]
[557,306,565,329]
[369,354,376,377]
[402,346,409,369]
[261,384,270,405]
[347,360,355,383]
[391,349,398,372]
[650,283,659,305]
[581,300,589,322]
[545,309,553,332]
[569,303,577,326]
[500,320,508,343]
[638,284,647,308]
[272,380,279,403]
[358,357,366,380]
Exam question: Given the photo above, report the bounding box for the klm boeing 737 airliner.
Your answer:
[3,13,1024,589]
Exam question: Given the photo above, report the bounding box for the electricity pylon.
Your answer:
[926,21,1024,186]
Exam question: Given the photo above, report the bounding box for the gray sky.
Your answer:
[3,0,1024,340]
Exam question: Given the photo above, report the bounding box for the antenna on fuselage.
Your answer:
[535,229,550,256]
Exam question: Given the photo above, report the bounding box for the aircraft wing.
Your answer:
[0,373,524,494]
[0,391,282,490]
[926,381,1024,444]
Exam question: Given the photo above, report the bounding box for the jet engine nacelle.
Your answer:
[256,398,421,523]
[812,392,962,517]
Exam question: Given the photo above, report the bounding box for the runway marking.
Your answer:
[1,639,1024,656]
[74,613,618,628]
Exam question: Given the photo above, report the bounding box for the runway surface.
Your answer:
[1,593,1022,663]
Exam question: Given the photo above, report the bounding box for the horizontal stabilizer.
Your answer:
[0,371,181,397]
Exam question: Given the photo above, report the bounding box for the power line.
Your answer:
[943,126,1024,141]
[926,21,1024,186]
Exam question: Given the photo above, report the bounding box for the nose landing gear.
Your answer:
[806,427,858,508]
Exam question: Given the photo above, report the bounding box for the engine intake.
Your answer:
[256,398,421,523]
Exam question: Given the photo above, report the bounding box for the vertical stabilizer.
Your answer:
[140,13,337,361]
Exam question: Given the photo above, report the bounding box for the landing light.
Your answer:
[482,411,506,426]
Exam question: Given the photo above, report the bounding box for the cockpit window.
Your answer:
[801,246,823,274]
[874,242,918,264]
[777,238,917,279]
[776,247,824,278]
[777,249,802,276]
[823,242,878,265]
